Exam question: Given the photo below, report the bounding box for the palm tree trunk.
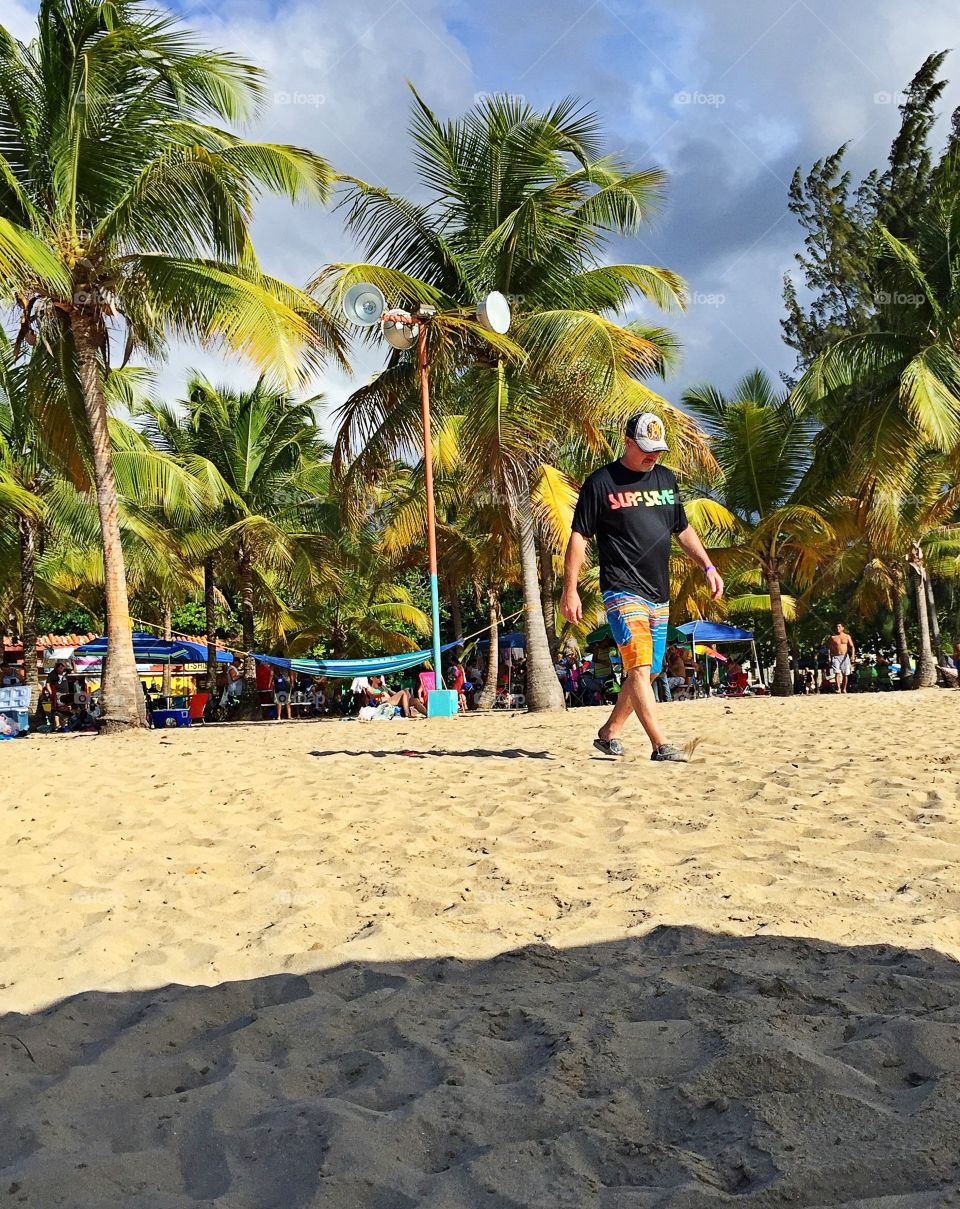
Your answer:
[71,308,145,731]
[516,486,565,711]
[765,561,793,696]
[238,548,260,719]
[909,554,937,687]
[891,578,912,688]
[537,528,560,663]
[161,598,172,698]
[204,556,218,703]
[476,586,500,710]
[924,572,944,666]
[17,514,40,712]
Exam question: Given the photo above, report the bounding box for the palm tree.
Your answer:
[141,377,339,718]
[813,450,959,687]
[0,338,46,703]
[0,0,343,730]
[683,370,832,696]
[319,90,699,710]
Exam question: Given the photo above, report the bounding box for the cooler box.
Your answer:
[0,686,31,735]
[152,708,190,729]
[427,689,459,718]
[0,710,29,736]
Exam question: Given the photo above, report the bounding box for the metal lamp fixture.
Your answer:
[342,285,511,712]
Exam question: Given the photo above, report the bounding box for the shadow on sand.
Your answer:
[2,927,959,1207]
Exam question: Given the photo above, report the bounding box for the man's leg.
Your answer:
[599,666,667,750]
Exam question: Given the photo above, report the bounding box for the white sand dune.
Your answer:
[1,691,958,1205]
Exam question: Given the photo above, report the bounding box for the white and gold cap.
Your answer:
[625,412,669,453]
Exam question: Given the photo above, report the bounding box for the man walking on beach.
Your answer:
[561,413,723,761]
[824,622,856,694]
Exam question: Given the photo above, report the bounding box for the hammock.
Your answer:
[251,642,461,680]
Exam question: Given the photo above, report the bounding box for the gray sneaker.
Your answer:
[651,743,689,762]
[593,736,625,757]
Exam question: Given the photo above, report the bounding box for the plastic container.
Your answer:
[426,689,459,718]
[151,708,190,729]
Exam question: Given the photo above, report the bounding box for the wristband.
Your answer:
[703,564,716,575]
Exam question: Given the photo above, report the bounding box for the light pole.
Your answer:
[342,284,510,713]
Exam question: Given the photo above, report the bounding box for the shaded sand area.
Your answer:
[1,691,959,1206]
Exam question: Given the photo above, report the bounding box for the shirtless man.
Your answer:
[823,622,856,694]
[665,646,689,692]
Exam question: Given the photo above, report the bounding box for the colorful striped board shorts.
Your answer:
[601,591,670,675]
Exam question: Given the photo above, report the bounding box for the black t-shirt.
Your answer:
[571,461,688,603]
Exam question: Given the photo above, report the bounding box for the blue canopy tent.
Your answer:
[252,642,461,681]
[675,621,762,689]
[74,632,234,664]
[475,630,525,650]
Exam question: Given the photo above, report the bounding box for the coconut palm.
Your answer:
[812,448,960,687]
[682,370,833,696]
[0,0,344,729]
[317,90,705,711]
[140,376,340,717]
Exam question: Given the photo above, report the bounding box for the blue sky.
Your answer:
[3,0,959,426]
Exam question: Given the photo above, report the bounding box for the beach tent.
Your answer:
[675,621,761,687]
[476,631,525,650]
[74,632,234,664]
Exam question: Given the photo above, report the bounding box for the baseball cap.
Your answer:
[625,412,669,453]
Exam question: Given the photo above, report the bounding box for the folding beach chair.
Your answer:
[188,692,209,725]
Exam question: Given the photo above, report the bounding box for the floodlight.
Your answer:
[477,290,511,334]
[383,311,418,351]
[342,282,386,326]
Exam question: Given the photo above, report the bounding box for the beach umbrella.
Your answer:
[74,632,233,664]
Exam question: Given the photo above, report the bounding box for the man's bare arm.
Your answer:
[675,525,724,600]
[560,532,589,623]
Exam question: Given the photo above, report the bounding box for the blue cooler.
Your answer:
[0,685,31,736]
[152,708,190,728]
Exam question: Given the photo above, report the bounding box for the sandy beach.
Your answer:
[2,691,959,1206]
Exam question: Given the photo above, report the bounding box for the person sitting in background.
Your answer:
[875,654,893,690]
[368,674,426,719]
[664,646,689,695]
[856,658,877,692]
[725,655,748,695]
[578,664,606,706]
[350,676,377,710]
[1,663,22,686]
[937,640,960,688]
